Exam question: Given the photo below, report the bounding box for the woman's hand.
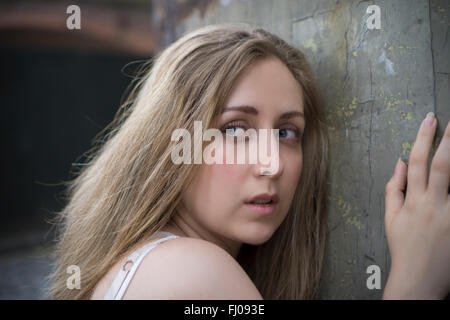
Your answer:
[383,112,450,299]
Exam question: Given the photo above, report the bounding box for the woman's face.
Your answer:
[175,57,305,256]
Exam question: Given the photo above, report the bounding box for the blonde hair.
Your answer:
[46,22,329,300]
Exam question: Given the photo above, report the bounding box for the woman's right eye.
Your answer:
[221,121,248,137]
[224,126,246,137]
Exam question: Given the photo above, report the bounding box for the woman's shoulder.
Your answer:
[122,236,263,299]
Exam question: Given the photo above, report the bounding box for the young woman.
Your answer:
[47,23,450,300]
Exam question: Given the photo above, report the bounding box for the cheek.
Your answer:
[203,163,248,216]
[206,162,247,187]
[184,163,247,213]
[211,140,248,180]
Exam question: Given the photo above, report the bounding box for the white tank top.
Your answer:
[103,231,180,300]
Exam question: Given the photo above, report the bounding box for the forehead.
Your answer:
[224,57,304,114]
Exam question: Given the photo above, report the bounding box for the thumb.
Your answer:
[385,158,407,228]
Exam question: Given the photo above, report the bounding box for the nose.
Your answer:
[252,129,284,179]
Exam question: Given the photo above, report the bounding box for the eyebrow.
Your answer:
[221,105,305,120]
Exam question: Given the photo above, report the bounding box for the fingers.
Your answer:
[428,120,450,200]
[385,158,407,227]
[405,112,438,200]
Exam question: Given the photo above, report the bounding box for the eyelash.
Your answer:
[220,120,303,143]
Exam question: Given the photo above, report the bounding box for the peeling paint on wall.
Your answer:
[377,49,396,75]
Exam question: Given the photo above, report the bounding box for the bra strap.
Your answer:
[103,233,179,300]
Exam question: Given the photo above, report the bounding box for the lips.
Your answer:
[245,193,279,205]
[244,193,279,215]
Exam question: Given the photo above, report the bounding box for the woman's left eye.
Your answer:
[221,123,247,137]
[279,128,301,141]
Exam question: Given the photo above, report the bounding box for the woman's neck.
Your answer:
[162,215,242,259]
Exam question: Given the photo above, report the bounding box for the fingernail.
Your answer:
[424,112,435,126]
[395,158,402,174]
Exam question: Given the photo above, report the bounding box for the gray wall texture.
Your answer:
[151,0,450,299]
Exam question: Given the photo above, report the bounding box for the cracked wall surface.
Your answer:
[152,0,450,299]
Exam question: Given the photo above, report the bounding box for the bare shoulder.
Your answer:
[122,237,263,300]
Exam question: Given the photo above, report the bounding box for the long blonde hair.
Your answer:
[46,23,329,300]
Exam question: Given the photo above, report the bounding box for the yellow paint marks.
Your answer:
[402,142,412,156]
[303,38,318,54]
[333,96,358,119]
[346,216,362,230]
[385,99,404,107]
[383,92,415,142]
[329,194,363,230]
[330,195,351,217]
[388,45,394,51]
[396,45,419,55]
[339,199,352,218]
[349,96,358,110]
[391,128,396,143]
[398,110,413,120]
[353,51,358,57]
[397,45,418,49]
[436,6,447,24]
[383,93,414,109]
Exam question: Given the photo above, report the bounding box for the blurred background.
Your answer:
[0,0,449,299]
[0,0,154,299]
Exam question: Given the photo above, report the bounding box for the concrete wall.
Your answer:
[152,0,450,299]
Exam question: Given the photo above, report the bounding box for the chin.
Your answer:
[240,228,275,245]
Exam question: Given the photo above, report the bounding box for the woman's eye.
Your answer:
[221,121,248,137]
[279,128,301,142]
[224,126,246,137]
